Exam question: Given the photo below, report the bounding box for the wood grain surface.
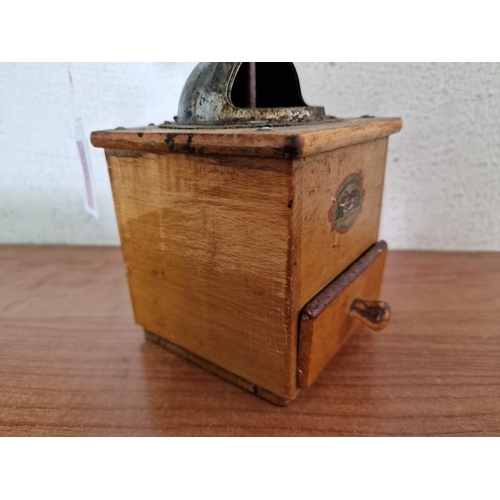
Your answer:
[292,138,388,306]
[106,151,296,398]
[90,118,402,159]
[1,245,499,436]
[298,242,388,389]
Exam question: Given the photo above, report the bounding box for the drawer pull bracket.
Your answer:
[350,298,391,331]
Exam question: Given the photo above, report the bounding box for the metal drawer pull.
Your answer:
[350,298,391,331]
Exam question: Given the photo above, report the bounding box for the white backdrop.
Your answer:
[1,62,499,250]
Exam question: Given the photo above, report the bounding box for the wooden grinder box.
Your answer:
[91,63,402,405]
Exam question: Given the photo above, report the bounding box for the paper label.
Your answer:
[75,117,99,218]
[328,173,364,234]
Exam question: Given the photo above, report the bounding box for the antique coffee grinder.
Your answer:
[91,63,402,405]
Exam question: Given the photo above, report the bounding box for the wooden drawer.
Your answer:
[298,241,390,388]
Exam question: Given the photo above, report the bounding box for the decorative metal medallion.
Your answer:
[329,173,364,234]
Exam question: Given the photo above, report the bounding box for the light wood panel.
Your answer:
[1,246,500,436]
[90,118,402,159]
[145,330,291,406]
[298,242,388,388]
[293,138,389,307]
[106,151,297,399]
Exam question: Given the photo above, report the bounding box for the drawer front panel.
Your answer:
[298,241,388,388]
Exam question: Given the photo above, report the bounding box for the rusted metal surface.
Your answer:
[248,62,256,108]
[301,241,389,321]
[171,62,326,128]
[350,298,391,331]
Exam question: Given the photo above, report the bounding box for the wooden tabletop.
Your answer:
[1,245,499,436]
